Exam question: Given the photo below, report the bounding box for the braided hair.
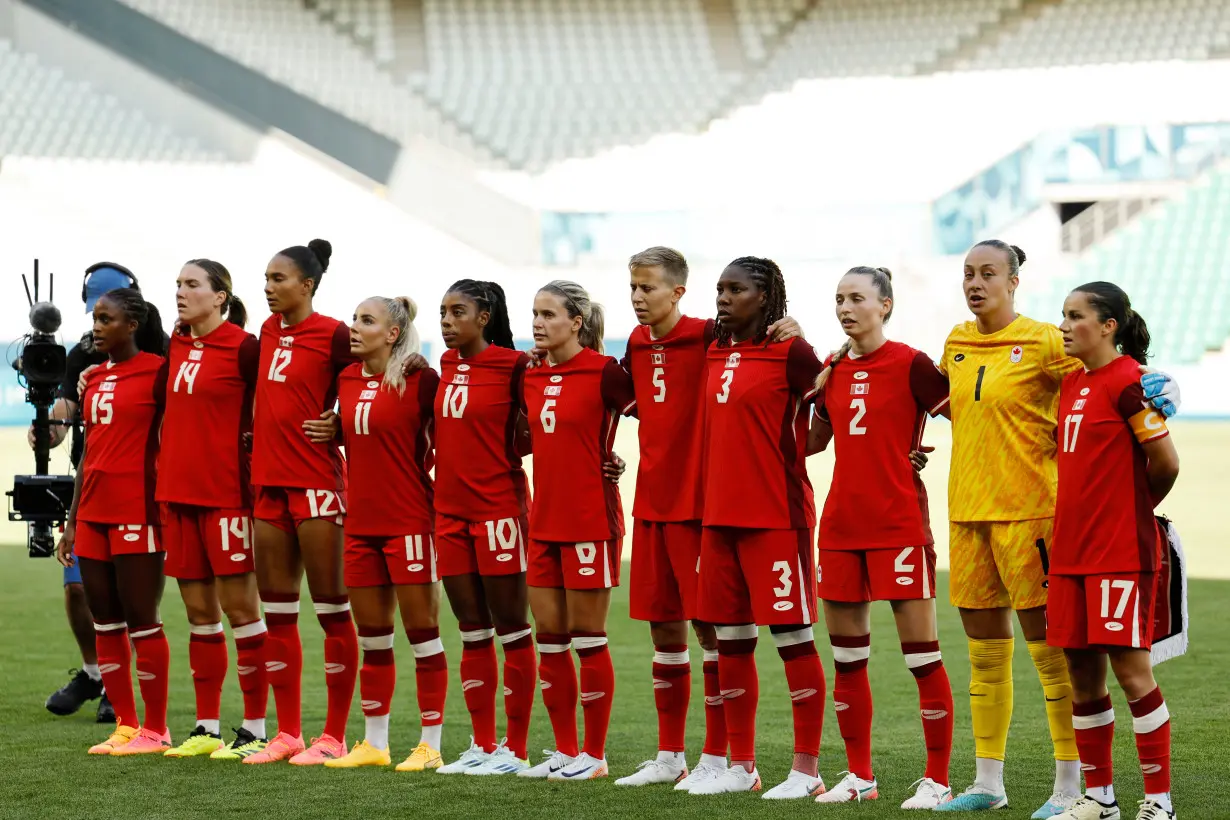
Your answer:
[715,256,787,348]
[446,279,515,349]
[99,287,166,355]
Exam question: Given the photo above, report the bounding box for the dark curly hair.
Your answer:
[715,256,787,348]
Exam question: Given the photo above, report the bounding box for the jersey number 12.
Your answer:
[267,349,292,383]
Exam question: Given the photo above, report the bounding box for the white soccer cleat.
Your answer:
[547,751,608,781]
[674,758,727,792]
[436,738,491,774]
[467,743,528,776]
[1034,791,1083,817]
[615,758,687,786]
[815,771,879,803]
[901,777,953,809]
[1052,795,1121,819]
[1133,799,1174,820]
[518,749,576,779]
[761,768,825,800]
[689,764,762,795]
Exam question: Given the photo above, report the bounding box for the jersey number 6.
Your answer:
[540,399,556,433]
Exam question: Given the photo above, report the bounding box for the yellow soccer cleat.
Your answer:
[396,742,443,772]
[165,726,223,758]
[325,739,392,769]
[88,725,139,755]
[211,728,267,761]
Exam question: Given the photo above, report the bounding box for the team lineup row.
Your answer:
[53,239,1183,819]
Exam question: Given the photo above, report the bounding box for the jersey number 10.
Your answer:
[442,384,468,419]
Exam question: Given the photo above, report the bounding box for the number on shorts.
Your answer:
[90,392,114,425]
[849,398,868,435]
[174,361,200,394]
[267,349,292,382]
[716,370,735,404]
[1099,579,1135,620]
[484,518,520,552]
[652,367,666,403]
[894,546,915,573]
[404,534,427,562]
[353,401,372,435]
[575,542,597,565]
[772,560,793,598]
[216,517,251,552]
[540,398,557,433]
[442,383,468,418]
[1062,413,1084,453]
[305,489,341,518]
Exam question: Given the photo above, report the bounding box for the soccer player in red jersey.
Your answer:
[316,296,449,772]
[692,257,828,799]
[1048,283,1180,820]
[157,260,270,761]
[244,239,360,765]
[806,267,956,809]
[56,288,171,756]
[433,280,539,776]
[518,280,636,782]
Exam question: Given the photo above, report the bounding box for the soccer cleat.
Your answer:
[901,777,953,810]
[615,758,687,786]
[468,743,529,776]
[1052,796,1121,819]
[96,694,115,724]
[675,759,727,792]
[164,725,223,757]
[325,739,391,768]
[87,725,139,755]
[1034,792,1083,818]
[211,728,267,760]
[242,731,305,764]
[762,769,825,800]
[46,669,103,716]
[815,771,878,803]
[548,752,608,781]
[110,727,172,756]
[1134,799,1175,820]
[933,784,1009,811]
[518,749,576,779]
[396,742,443,772]
[290,734,346,766]
[689,765,762,795]
[436,738,490,774]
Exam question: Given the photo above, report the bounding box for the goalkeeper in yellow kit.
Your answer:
[933,240,1181,816]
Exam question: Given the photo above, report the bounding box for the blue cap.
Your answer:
[84,266,135,312]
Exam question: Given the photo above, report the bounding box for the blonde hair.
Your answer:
[369,296,419,395]
[539,280,604,354]
[628,246,689,285]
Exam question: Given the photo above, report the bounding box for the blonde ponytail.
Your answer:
[376,296,419,395]
[540,280,604,354]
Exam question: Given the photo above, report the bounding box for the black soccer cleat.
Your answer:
[45,669,103,716]
[96,693,115,724]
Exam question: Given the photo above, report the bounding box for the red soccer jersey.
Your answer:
[623,316,714,522]
[434,345,531,521]
[157,323,259,509]
[703,337,823,530]
[1052,354,1168,575]
[522,346,637,543]
[818,341,950,550]
[338,364,439,537]
[78,352,166,525]
[251,312,353,490]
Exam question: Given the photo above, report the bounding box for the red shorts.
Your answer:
[344,533,438,587]
[629,519,702,622]
[254,486,346,532]
[163,504,254,580]
[436,513,529,578]
[527,538,622,590]
[75,521,163,562]
[818,545,937,603]
[697,526,816,626]
[1047,571,1159,650]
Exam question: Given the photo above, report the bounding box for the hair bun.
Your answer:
[875,267,893,281]
[1009,245,1027,267]
[396,296,417,321]
[308,238,333,272]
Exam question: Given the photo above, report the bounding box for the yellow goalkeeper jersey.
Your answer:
[940,314,1082,522]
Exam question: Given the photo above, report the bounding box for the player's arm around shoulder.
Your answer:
[1118,377,1180,504]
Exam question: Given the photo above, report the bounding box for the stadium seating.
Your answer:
[731,0,812,64]
[0,38,223,162]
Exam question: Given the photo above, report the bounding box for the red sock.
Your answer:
[131,623,170,735]
[717,629,759,765]
[262,594,303,737]
[358,626,396,727]
[459,624,498,752]
[316,597,358,741]
[189,624,227,724]
[575,632,615,759]
[498,625,536,759]
[1129,687,1171,795]
[94,621,138,728]
[652,643,690,753]
[407,627,447,731]
[1073,694,1115,789]
[536,633,579,757]
[778,632,825,760]
[233,620,269,723]
[831,634,872,777]
[701,651,728,758]
[904,641,954,786]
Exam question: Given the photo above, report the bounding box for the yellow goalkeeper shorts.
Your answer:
[949,519,1051,611]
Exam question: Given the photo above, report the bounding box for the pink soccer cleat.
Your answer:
[289,734,346,766]
[110,727,172,756]
[242,731,306,765]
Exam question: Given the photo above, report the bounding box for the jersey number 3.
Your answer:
[716,370,734,403]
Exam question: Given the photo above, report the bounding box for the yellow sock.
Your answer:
[968,637,1014,762]
[1027,639,1078,762]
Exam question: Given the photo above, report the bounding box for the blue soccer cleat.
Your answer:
[933,785,1009,811]
[1032,791,1081,817]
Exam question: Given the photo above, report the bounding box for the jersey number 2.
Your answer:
[849,398,868,435]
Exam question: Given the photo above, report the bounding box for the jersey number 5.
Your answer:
[652,367,666,403]
[267,349,292,383]
[716,370,735,403]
